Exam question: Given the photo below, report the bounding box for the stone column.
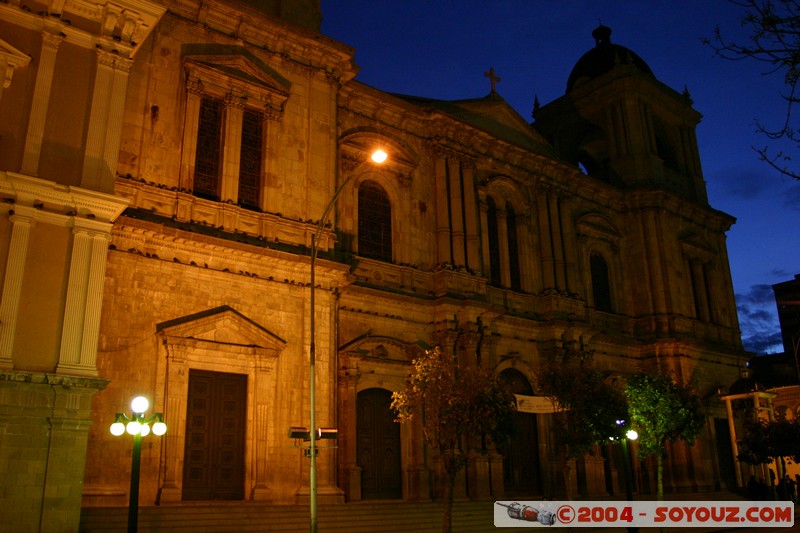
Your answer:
[461,161,481,271]
[559,196,578,293]
[20,32,63,176]
[252,355,276,501]
[477,192,490,278]
[221,92,245,205]
[81,50,120,192]
[57,225,111,376]
[0,210,35,368]
[466,450,491,500]
[340,364,361,500]
[537,188,555,289]
[448,158,466,266]
[179,78,204,195]
[101,58,133,188]
[433,148,452,266]
[158,344,188,503]
[548,193,566,290]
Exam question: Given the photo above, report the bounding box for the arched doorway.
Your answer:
[500,368,540,496]
[357,388,401,499]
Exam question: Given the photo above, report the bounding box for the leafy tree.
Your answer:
[534,355,628,499]
[738,414,800,465]
[625,373,704,500]
[704,0,800,179]
[391,346,516,533]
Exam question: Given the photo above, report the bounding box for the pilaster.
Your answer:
[81,50,116,190]
[433,156,451,265]
[0,210,35,368]
[20,31,63,176]
[461,160,480,271]
[447,158,465,266]
[221,92,245,205]
[57,226,112,377]
[179,79,204,196]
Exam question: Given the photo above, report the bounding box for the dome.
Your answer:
[566,25,654,93]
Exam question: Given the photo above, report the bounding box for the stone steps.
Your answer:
[80,491,750,532]
[80,500,532,532]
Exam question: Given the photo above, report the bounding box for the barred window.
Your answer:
[358,181,392,262]
[194,97,223,201]
[238,109,263,210]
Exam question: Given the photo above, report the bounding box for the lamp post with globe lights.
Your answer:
[109,396,167,533]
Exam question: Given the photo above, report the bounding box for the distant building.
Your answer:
[0,1,748,530]
[774,273,800,358]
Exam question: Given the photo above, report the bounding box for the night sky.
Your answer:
[321,1,800,355]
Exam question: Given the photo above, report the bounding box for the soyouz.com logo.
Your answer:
[494,501,795,528]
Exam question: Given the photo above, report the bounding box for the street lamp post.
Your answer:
[308,149,388,533]
[619,426,638,533]
[110,396,167,533]
[306,147,386,533]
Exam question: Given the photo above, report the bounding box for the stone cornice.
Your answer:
[0,0,165,58]
[161,0,356,83]
[0,171,129,224]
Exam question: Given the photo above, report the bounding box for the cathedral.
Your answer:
[0,0,749,530]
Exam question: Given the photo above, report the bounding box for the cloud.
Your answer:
[736,283,784,354]
[713,166,775,199]
[735,283,777,308]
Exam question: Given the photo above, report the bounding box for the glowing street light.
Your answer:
[109,396,167,533]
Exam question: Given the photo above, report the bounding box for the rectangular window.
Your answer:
[194,97,223,201]
[238,109,263,210]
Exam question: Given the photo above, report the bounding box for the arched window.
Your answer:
[487,197,501,286]
[358,181,392,262]
[507,204,521,291]
[590,253,613,312]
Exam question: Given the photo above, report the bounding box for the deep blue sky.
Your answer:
[321,1,800,355]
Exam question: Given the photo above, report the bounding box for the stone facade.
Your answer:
[0,0,749,530]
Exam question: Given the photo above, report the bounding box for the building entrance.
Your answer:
[182,369,247,500]
[357,388,401,499]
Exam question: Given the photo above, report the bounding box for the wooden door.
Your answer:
[182,369,247,500]
[500,369,540,496]
[357,388,401,499]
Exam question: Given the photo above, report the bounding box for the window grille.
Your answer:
[194,97,222,201]
[358,181,392,262]
[238,109,263,210]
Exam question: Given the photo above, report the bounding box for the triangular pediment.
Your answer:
[576,212,621,241]
[0,38,30,67]
[1,38,31,88]
[395,92,553,156]
[157,305,286,351]
[182,44,290,95]
[339,332,428,362]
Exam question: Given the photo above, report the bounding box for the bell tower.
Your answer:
[535,25,708,204]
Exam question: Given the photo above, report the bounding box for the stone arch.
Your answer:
[337,334,429,501]
[498,365,541,497]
